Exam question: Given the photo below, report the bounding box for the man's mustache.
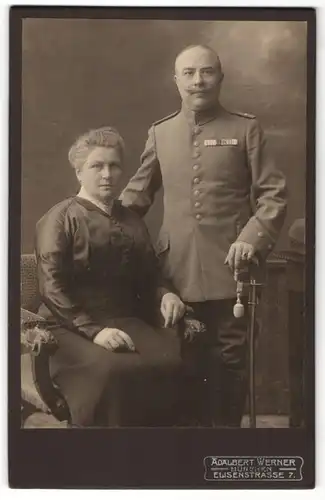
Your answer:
[188,89,208,94]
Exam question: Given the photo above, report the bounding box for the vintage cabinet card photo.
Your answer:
[8,6,315,489]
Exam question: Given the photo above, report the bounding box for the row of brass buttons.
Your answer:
[192,126,202,220]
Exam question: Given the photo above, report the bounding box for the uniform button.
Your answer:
[193,177,200,184]
[194,126,202,135]
[258,231,263,237]
[268,244,273,250]
[194,190,200,196]
[196,214,202,220]
[193,141,199,147]
[193,164,199,171]
[194,201,201,208]
[193,151,201,158]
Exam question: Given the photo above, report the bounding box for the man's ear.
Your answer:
[174,74,178,85]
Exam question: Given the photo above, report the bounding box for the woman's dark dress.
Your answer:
[35,196,181,427]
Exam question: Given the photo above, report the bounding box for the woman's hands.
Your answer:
[93,328,135,352]
[93,292,186,350]
[160,292,186,328]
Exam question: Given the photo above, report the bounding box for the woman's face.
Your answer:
[76,146,123,203]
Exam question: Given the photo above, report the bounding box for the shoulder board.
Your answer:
[152,110,180,126]
[228,110,256,119]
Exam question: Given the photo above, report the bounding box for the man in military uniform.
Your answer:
[120,44,287,427]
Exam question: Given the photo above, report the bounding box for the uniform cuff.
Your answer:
[237,217,275,259]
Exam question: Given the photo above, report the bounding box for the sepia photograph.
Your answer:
[9,6,315,489]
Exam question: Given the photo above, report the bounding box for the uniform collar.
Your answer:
[181,101,222,126]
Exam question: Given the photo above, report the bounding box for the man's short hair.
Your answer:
[174,44,223,74]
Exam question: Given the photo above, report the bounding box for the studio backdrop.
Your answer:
[21,18,307,416]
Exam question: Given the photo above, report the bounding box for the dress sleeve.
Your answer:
[132,216,177,315]
[35,205,103,340]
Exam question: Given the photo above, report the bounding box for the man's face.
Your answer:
[174,46,223,112]
[76,146,123,203]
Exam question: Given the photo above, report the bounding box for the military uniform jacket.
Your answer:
[120,105,287,302]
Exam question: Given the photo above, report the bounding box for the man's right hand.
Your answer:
[93,328,135,352]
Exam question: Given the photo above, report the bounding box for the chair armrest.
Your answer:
[179,307,207,343]
[21,307,52,344]
[20,308,70,422]
[140,298,207,343]
[21,308,58,354]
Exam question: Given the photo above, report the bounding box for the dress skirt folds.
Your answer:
[35,196,182,427]
[50,318,181,427]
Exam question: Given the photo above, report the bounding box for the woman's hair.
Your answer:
[68,126,125,170]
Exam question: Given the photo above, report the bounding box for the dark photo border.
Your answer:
[9,6,315,489]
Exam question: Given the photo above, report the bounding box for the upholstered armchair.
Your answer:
[20,254,70,427]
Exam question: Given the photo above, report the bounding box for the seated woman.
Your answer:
[35,126,185,428]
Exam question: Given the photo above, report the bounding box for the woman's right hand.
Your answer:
[93,328,135,352]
